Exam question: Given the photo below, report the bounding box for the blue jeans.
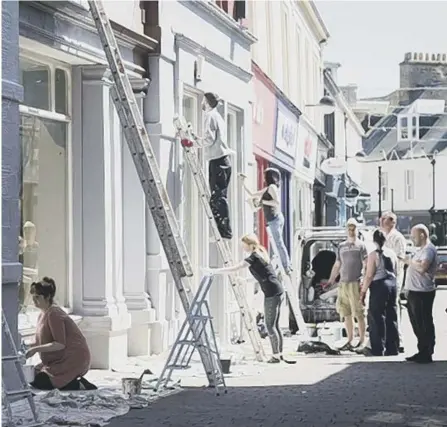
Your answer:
[268,213,292,273]
[368,277,399,356]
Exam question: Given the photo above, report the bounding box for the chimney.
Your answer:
[400,52,447,88]
[324,61,341,84]
[340,84,358,106]
[399,52,447,103]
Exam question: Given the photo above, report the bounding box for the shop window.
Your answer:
[55,69,68,115]
[18,55,71,331]
[20,58,50,111]
[19,116,68,312]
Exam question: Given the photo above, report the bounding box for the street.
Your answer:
[107,288,447,427]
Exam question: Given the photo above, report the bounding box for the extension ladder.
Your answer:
[88,0,220,386]
[2,311,42,427]
[155,275,227,395]
[266,226,308,337]
[173,115,265,362]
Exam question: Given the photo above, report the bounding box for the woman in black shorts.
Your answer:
[205,233,295,364]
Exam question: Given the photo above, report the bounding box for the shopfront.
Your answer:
[272,99,300,255]
[13,1,158,370]
[252,63,276,247]
[294,118,319,234]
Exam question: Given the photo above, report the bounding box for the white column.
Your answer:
[122,78,156,356]
[77,66,130,369]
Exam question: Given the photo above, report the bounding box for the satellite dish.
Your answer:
[320,157,347,176]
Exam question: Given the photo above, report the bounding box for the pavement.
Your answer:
[99,287,447,427]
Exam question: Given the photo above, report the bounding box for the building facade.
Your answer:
[248,0,329,269]
[360,52,447,235]
[323,65,364,226]
[5,0,257,370]
[140,0,256,349]
[13,1,159,369]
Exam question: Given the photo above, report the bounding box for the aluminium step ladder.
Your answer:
[266,226,309,339]
[87,0,220,386]
[173,116,265,362]
[155,275,227,395]
[2,311,42,427]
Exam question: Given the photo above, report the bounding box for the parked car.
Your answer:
[289,226,374,328]
[435,246,447,286]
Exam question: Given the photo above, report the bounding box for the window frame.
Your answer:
[280,4,290,94]
[404,169,415,201]
[265,0,274,77]
[381,171,388,202]
[18,50,73,315]
[181,87,206,288]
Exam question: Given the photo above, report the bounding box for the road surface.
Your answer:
[108,288,447,427]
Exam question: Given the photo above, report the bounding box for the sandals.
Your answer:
[280,356,297,365]
[266,356,297,364]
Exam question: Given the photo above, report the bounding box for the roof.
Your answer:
[363,89,447,160]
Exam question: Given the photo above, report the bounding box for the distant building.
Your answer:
[358,52,447,236]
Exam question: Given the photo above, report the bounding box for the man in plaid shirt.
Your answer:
[380,211,407,353]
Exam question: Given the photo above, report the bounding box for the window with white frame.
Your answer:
[381,171,388,202]
[281,5,290,94]
[18,54,71,323]
[265,0,274,77]
[295,27,302,108]
[397,114,420,141]
[182,91,202,287]
[226,106,243,302]
[404,169,415,201]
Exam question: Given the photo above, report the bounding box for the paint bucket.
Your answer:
[22,364,35,383]
[220,359,231,374]
[121,369,153,398]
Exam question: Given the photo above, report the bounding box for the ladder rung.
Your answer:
[5,389,34,398]
[2,355,23,361]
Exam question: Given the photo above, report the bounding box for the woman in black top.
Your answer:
[205,233,295,364]
[239,168,292,275]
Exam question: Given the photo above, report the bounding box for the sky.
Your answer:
[315,1,447,99]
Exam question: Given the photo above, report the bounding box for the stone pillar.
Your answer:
[143,55,181,354]
[77,66,130,369]
[2,0,24,392]
[122,78,156,356]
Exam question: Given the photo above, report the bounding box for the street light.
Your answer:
[305,96,336,115]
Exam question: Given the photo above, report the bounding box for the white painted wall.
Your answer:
[248,0,325,130]
[71,0,144,34]
[143,0,255,351]
[360,154,447,212]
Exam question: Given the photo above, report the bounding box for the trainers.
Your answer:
[405,353,420,362]
[267,357,281,364]
[415,355,433,364]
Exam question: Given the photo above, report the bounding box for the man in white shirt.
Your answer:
[380,211,407,353]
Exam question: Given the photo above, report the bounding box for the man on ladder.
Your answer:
[87,0,231,391]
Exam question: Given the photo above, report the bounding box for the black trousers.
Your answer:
[407,290,436,357]
[209,155,232,239]
[368,278,399,356]
[31,372,80,391]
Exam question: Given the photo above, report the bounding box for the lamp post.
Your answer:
[391,188,395,212]
[378,165,382,220]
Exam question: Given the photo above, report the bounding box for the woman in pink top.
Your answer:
[25,277,96,390]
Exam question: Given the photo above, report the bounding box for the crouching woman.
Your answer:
[25,277,96,390]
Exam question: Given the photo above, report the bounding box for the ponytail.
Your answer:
[255,243,270,263]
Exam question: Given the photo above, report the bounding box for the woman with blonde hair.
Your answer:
[204,233,295,364]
